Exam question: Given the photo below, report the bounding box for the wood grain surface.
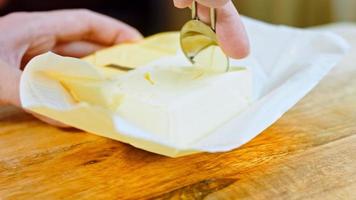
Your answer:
[0,24,356,200]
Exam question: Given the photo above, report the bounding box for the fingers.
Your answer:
[197,0,230,8]
[216,2,250,58]
[53,41,105,58]
[9,10,143,66]
[1,10,143,68]
[41,9,143,46]
[177,1,250,58]
[174,1,249,58]
[174,0,229,8]
[16,9,142,51]
[173,0,192,8]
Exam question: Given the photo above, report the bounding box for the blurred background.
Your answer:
[0,0,356,36]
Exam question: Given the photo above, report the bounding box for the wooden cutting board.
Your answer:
[0,24,355,200]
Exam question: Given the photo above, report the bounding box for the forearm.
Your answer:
[0,59,21,106]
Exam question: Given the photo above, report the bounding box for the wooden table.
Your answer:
[1,24,356,200]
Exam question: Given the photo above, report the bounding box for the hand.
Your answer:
[0,9,142,126]
[174,0,250,59]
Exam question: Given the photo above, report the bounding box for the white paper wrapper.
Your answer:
[20,18,349,157]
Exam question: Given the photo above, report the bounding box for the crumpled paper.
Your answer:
[20,17,349,157]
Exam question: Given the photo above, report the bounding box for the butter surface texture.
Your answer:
[111,66,250,145]
[57,61,251,146]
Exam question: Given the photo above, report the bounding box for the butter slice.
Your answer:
[115,65,252,146]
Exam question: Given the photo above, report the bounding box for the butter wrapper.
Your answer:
[20,18,349,157]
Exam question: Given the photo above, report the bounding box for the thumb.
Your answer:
[216,2,250,58]
[173,0,192,8]
[179,1,250,59]
[1,59,70,127]
[0,59,21,107]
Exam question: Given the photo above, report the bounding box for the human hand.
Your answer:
[0,9,142,126]
[174,0,249,59]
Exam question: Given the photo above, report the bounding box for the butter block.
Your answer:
[115,65,252,146]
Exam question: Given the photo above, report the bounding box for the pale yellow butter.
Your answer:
[53,62,251,146]
[113,65,252,146]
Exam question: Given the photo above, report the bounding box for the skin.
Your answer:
[174,0,250,59]
[0,9,142,126]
